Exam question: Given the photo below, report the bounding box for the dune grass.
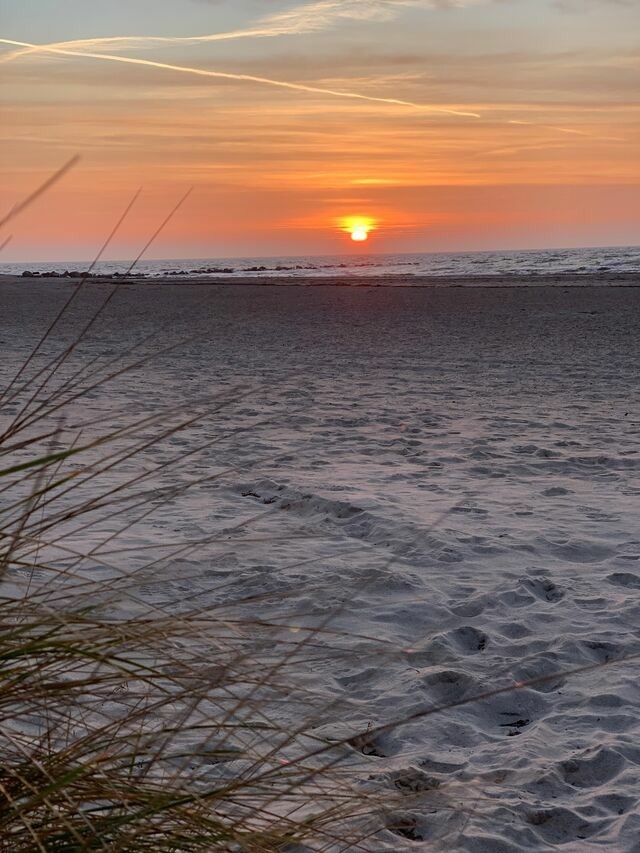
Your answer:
[0,175,393,851]
[0,297,394,851]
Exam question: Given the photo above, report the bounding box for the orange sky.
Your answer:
[1,0,639,260]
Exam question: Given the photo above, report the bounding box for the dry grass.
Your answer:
[0,176,390,851]
[0,307,391,851]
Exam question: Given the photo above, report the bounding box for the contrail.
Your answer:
[0,28,297,64]
[0,38,481,119]
[0,1,478,64]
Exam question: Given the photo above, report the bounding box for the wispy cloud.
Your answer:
[258,0,480,32]
[0,37,481,118]
[0,0,481,61]
[554,0,634,9]
[0,2,484,122]
[0,0,483,123]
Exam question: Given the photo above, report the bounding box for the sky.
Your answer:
[1,0,639,261]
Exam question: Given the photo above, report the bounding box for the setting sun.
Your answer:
[340,217,376,244]
[351,227,369,242]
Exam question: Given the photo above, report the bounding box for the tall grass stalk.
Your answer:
[0,179,392,850]
[1,329,391,851]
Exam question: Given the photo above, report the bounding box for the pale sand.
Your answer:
[1,277,640,850]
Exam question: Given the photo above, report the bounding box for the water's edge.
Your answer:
[2,272,639,289]
[2,246,639,281]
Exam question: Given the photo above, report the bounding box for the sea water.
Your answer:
[2,245,639,281]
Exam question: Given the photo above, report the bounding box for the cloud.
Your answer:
[0,0,481,62]
[553,0,634,8]
[0,37,480,118]
[0,1,487,119]
[2,0,627,70]
[260,1,431,31]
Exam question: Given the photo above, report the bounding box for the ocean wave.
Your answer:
[3,245,639,281]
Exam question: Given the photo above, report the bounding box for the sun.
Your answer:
[340,216,376,244]
[351,226,369,242]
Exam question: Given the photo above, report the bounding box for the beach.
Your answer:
[2,275,640,850]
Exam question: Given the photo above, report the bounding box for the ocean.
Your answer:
[2,245,639,281]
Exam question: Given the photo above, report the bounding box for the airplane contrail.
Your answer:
[0,28,297,65]
[0,1,478,65]
[0,38,481,119]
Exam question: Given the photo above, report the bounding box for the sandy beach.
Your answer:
[2,275,640,850]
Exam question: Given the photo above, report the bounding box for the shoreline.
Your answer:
[1,271,639,288]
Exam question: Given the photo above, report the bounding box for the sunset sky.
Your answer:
[1,0,639,261]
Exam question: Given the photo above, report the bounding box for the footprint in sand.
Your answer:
[559,747,625,789]
[524,806,604,844]
[520,575,565,602]
[542,486,572,496]
[607,572,640,589]
[391,767,442,794]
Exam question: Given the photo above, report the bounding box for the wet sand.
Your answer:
[4,271,640,288]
